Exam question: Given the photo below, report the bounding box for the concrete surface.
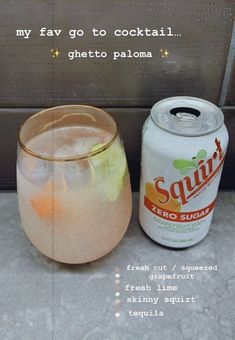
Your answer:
[0,192,234,340]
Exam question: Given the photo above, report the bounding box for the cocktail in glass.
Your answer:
[17,105,132,263]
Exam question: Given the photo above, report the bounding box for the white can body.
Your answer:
[139,98,229,248]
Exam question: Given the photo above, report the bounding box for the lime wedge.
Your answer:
[90,142,127,201]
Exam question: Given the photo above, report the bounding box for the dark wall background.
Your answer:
[0,1,234,190]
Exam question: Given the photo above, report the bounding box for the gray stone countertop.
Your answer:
[0,192,235,340]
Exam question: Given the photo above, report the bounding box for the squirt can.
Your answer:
[139,96,229,248]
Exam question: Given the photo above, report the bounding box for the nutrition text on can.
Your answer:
[139,97,229,248]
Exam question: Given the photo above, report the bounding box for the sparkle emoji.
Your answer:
[160,49,170,58]
[51,49,61,58]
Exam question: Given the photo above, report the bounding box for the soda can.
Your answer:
[139,96,229,248]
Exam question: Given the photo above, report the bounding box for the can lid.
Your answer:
[151,96,224,136]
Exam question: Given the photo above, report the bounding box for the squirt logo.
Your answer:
[145,138,225,220]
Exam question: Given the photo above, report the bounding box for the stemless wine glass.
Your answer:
[17,105,132,263]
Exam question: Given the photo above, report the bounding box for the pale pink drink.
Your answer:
[17,106,132,263]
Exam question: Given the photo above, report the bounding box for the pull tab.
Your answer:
[170,107,202,132]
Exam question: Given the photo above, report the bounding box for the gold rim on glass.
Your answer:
[18,105,118,162]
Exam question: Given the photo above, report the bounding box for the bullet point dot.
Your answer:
[115,292,120,297]
[115,312,120,318]
[115,273,120,278]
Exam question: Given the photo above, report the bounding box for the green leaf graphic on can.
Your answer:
[173,159,196,169]
[196,149,207,160]
[173,149,207,175]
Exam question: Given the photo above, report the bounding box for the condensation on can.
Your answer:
[139,96,229,248]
